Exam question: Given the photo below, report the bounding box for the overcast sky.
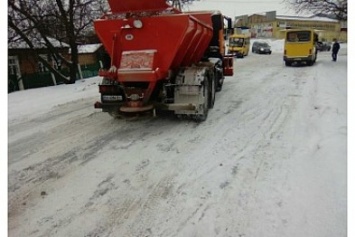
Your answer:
[185,0,309,18]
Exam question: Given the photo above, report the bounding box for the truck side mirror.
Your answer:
[227,18,232,30]
[224,16,232,30]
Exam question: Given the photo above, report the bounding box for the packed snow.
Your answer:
[7,39,349,237]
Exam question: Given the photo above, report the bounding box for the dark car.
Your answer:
[252,41,272,54]
[316,41,331,51]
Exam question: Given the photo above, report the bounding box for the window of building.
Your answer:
[8,56,19,76]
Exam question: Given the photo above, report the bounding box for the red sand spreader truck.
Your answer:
[94,0,234,121]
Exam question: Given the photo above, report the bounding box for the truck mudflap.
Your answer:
[223,55,234,76]
[154,103,196,111]
[172,67,211,120]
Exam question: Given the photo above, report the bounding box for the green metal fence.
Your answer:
[22,72,56,89]
[8,63,101,93]
[8,75,19,93]
[80,63,100,78]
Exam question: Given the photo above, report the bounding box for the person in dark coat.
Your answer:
[331,38,340,61]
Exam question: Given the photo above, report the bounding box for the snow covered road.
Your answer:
[8,44,347,237]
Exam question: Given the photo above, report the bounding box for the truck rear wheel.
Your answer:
[194,76,209,122]
[215,65,223,92]
[194,103,208,122]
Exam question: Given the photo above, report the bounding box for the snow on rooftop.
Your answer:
[276,15,338,22]
[235,12,338,23]
[76,43,102,54]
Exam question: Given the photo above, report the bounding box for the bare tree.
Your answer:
[167,0,197,11]
[284,0,347,21]
[8,0,108,84]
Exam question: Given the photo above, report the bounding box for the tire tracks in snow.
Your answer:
[205,61,321,236]
[149,55,318,236]
[8,97,163,232]
[8,53,329,237]
[9,97,196,236]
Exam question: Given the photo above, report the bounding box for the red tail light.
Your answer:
[223,55,234,76]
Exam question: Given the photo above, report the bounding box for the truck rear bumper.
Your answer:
[283,55,313,62]
[94,101,121,109]
[95,101,197,112]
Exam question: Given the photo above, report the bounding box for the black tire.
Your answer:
[194,103,208,122]
[208,74,216,109]
[285,61,292,66]
[215,63,223,92]
[216,80,223,92]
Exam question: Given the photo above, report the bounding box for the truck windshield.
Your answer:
[229,38,244,47]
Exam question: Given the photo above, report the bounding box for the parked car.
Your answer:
[252,41,272,54]
[316,41,331,51]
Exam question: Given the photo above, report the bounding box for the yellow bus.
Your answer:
[227,34,250,58]
[283,29,319,66]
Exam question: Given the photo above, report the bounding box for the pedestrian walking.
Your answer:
[331,38,340,61]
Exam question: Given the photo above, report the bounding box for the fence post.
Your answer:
[17,75,24,90]
[51,73,57,86]
[15,58,24,90]
[77,64,83,80]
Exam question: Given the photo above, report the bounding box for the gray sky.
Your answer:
[186,0,305,18]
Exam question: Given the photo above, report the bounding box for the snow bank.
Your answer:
[250,38,347,54]
[8,77,102,122]
[250,38,285,53]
